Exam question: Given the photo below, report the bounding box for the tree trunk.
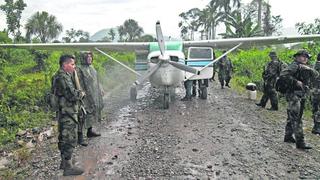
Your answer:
[258,0,262,30]
[211,22,216,39]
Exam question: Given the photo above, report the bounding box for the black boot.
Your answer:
[255,102,266,108]
[181,96,191,101]
[267,106,278,111]
[296,140,312,150]
[312,122,320,135]
[226,84,231,88]
[87,127,101,138]
[192,88,196,97]
[63,159,84,176]
[78,132,88,146]
[59,154,65,169]
[284,135,295,143]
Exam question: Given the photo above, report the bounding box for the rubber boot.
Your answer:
[87,127,101,138]
[63,160,84,176]
[284,135,295,143]
[78,132,88,146]
[59,154,65,169]
[312,122,320,135]
[296,140,312,150]
[181,95,192,101]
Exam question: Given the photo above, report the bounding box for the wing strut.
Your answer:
[95,47,141,77]
[185,43,242,81]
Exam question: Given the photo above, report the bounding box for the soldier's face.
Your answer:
[296,55,308,64]
[63,59,76,73]
[86,54,93,65]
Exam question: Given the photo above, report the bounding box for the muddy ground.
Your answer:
[16,80,320,179]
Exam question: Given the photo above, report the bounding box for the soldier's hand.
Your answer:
[299,64,311,70]
[296,80,303,88]
[80,91,86,99]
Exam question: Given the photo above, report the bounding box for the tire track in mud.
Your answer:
[44,81,320,179]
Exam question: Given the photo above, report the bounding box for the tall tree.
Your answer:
[117,19,144,42]
[203,1,224,39]
[296,18,320,35]
[262,4,282,36]
[219,10,262,38]
[108,29,116,42]
[178,8,201,40]
[63,28,90,42]
[215,0,241,12]
[0,0,27,41]
[25,11,63,43]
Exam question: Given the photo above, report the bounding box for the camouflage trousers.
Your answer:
[311,92,320,124]
[258,85,278,108]
[285,93,306,142]
[218,71,231,86]
[58,113,78,160]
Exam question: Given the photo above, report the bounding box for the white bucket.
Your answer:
[247,90,257,100]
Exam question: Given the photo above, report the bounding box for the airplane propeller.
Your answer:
[155,21,199,75]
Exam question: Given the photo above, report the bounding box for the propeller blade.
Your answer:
[167,61,199,75]
[156,21,165,56]
[134,62,161,86]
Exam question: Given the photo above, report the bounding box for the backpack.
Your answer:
[45,75,59,111]
[275,76,294,94]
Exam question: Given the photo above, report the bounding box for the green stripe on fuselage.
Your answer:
[149,41,183,52]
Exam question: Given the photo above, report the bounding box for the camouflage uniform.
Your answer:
[280,50,318,149]
[311,54,320,134]
[216,55,233,88]
[257,52,284,110]
[77,51,103,138]
[53,68,83,161]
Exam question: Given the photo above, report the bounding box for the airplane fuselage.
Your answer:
[147,51,185,88]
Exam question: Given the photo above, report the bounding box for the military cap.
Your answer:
[269,51,277,57]
[293,50,311,59]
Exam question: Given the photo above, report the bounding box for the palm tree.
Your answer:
[219,10,262,38]
[108,29,116,42]
[118,25,125,42]
[215,0,241,12]
[25,11,63,42]
[203,1,224,39]
[178,8,201,40]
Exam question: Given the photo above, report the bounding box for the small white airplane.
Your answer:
[1,21,320,109]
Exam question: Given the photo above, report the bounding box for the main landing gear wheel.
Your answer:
[200,87,207,99]
[164,93,170,109]
[130,86,137,102]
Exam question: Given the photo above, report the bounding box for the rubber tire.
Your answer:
[200,87,207,99]
[164,93,170,109]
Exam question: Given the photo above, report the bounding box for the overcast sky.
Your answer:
[0,0,319,39]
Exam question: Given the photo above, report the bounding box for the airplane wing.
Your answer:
[0,42,150,51]
[183,34,320,49]
[0,34,320,51]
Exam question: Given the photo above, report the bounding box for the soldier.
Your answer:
[256,51,284,111]
[280,50,318,150]
[311,53,320,135]
[77,51,102,141]
[216,51,233,89]
[53,54,84,176]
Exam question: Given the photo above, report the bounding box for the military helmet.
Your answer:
[77,51,93,65]
[293,50,311,59]
[268,51,277,57]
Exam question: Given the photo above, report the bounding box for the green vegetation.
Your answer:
[0,48,135,147]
